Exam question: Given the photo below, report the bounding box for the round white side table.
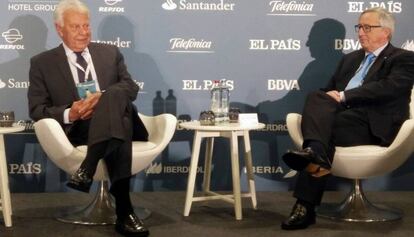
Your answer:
[180,121,265,220]
[0,124,25,227]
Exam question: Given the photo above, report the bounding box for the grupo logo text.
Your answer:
[8,0,57,12]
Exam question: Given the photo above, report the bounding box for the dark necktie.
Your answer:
[75,51,88,83]
[345,53,376,90]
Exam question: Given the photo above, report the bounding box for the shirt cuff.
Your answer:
[339,91,346,103]
[64,108,72,124]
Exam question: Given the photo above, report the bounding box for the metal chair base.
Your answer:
[56,181,151,225]
[317,179,402,222]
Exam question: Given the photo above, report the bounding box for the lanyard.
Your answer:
[68,52,92,82]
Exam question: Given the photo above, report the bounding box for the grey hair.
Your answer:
[54,0,89,26]
[361,7,395,39]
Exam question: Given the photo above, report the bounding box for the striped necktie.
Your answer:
[75,51,88,83]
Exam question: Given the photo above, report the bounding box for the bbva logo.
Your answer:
[268,79,300,91]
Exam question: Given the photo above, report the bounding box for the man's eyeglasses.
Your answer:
[354,24,382,33]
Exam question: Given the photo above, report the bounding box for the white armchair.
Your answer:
[285,88,414,222]
[34,113,177,225]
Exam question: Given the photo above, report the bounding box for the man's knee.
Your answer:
[102,87,129,102]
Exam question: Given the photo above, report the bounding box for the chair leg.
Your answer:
[317,179,402,222]
[56,181,151,225]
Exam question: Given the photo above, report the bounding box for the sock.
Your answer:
[79,138,124,175]
[79,140,109,175]
[296,199,315,213]
[110,177,134,219]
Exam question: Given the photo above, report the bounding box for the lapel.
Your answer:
[88,43,107,89]
[55,44,79,99]
[363,43,395,83]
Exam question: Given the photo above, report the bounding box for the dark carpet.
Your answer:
[1,191,414,236]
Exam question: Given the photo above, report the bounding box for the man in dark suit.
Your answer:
[28,1,149,236]
[281,7,414,230]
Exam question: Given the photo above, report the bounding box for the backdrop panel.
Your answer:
[1,0,414,192]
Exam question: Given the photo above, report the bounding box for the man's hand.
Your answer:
[326,90,341,103]
[69,92,102,121]
[79,92,102,120]
[69,100,85,122]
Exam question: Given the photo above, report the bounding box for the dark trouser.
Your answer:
[293,91,381,205]
[67,87,136,218]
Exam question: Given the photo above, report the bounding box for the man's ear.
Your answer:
[55,23,63,38]
[384,28,392,40]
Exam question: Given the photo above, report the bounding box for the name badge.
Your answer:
[76,80,97,99]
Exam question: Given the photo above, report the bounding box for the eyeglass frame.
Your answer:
[354,24,383,33]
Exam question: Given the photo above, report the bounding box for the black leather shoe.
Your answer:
[115,213,149,237]
[282,147,331,171]
[281,203,316,230]
[66,168,93,193]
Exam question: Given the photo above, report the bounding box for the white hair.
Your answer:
[54,0,89,26]
[361,7,395,39]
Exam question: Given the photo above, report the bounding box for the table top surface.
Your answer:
[0,124,25,134]
[179,121,265,131]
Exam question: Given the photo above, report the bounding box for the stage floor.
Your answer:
[1,191,414,237]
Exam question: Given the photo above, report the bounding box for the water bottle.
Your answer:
[220,79,230,123]
[210,80,221,122]
[210,79,230,124]
[152,90,164,116]
[165,89,177,116]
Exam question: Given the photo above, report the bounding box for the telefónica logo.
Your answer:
[268,0,315,16]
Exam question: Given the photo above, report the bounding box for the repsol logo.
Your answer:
[99,0,125,12]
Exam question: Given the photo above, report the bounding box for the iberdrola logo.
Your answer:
[402,40,414,52]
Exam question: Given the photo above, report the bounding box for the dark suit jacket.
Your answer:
[323,44,414,145]
[28,42,148,141]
